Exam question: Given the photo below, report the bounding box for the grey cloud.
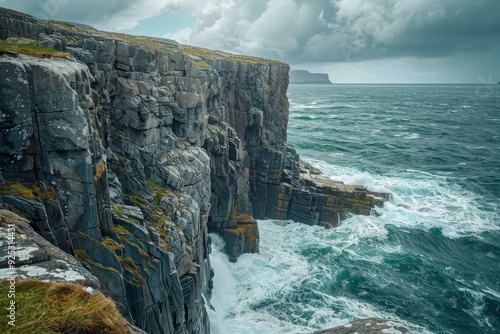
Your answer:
[187,0,500,64]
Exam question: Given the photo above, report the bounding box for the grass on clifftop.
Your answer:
[0,280,129,334]
[183,45,283,65]
[0,39,70,58]
[106,31,281,66]
[104,31,282,66]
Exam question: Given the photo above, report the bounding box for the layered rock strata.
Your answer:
[0,208,100,288]
[268,145,389,228]
[0,7,388,334]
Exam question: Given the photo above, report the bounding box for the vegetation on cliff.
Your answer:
[0,39,69,58]
[0,280,131,334]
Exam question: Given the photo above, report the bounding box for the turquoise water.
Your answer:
[209,84,500,334]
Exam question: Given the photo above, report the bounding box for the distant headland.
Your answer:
[290,70,332,84]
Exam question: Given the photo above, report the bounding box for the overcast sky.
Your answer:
[2,0,499,83]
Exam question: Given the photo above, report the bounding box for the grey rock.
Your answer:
[0,208,99,288]
[1,195,58,245]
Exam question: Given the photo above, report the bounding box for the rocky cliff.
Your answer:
[0,8,387,334]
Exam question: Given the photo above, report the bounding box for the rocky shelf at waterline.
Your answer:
[312,318,408,334]
[0,7,389,334]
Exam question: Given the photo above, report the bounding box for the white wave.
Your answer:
[209,159,499,333]
[208,235,239,334]
[404,133,420,139]
[289,113,317,119]
[481,287,500,301]
[209,220,433,334]
[331,103,359,109]
[337,215,389,244]
[289,101,359,112]
[290,103,330,111]
[342,173,374,187]
[209,230,316,334]
[458,288,493,328]
[302,158,500,239]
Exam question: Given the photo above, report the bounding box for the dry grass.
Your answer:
[0,11,13,18]
[105,31,282,65]
[183,45,282,65]
[0,279,128,334]
[194,60,212,70]
[0,39,70,59]
[106,32,179,52]
[45,21,76,29]
[101,237,122,252]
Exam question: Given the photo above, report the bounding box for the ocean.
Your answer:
[208,84,500,334]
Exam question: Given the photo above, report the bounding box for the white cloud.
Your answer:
[183,0,269,54]
[163,27,193,44]
[243,0,300,55]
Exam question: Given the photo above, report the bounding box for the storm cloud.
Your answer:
[180,0,500,64]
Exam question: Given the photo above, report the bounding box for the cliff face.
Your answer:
[0,46,210,334]
[0,8,387,334]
